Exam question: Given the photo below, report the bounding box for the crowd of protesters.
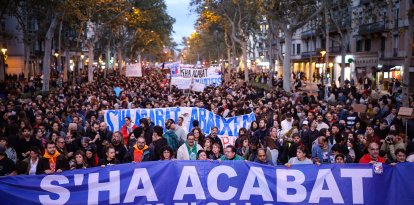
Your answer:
[1,66,414,177]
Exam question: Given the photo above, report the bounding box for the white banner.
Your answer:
[180,68,208,78]
[125,63,142,77]
[104,107,256,147]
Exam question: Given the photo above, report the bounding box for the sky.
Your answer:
[165,0,198,49]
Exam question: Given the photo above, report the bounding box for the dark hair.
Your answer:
[187,132,195,139]
[46,141,56,147]
[153,125,163,137]
[225,145,236,153]
[29,146,41,155]
[197,150,207,159]
[75,150,86,157]
[192,120,199,127]
[160,145,174,160]
[395,148,406,156]
[379,150,387,158]
[335,154,345,161]
[297,145,308,155]
[105,145,115,153]
[139,118,149,128]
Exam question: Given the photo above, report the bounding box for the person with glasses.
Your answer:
[123,136,152,163]
[359,142,385,164]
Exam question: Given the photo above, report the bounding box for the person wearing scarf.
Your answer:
[124,136,152,163]
[38,141,69,174]
[177,133,202,160]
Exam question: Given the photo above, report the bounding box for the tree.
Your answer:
[191,0,261,82]
[263,0,324,92]
[401,1,414,106]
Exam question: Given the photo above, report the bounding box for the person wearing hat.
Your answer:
[0,146,17,176]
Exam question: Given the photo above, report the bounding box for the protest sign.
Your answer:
[125,63,142,77]
[104,107,256,146]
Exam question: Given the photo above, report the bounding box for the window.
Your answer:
[356,40,363,52]
[393,35,399,49]
[365,39,371,51]
[381,37,386,51]
[297,44,301,54]
[292,44,295,55]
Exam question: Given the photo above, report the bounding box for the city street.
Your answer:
[0,0,414,205]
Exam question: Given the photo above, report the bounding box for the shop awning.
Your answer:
[378,65,401,72]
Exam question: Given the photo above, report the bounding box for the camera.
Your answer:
[385,136,394,144]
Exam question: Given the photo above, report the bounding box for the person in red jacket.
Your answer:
[120,117,138,146]
[359,142,385,164]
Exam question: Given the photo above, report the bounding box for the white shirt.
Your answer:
[176,143,203,160]
[29,158,39,175]
[316,122,329,131]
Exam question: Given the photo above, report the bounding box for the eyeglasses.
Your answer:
[370,148,379,151]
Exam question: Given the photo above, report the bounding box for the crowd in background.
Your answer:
[0,67,414,176]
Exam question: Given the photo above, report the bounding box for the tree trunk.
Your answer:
[24,43,30,80]
[105,42,110,79]
[340,39,346,87]
[57,21,62,73]
[226,47,231,70]
[63,50,69,82]
[324,6,330,100]
[283,29,293,92]
[242,42,248,82]
[118,46,123,76]
[87,41,94,82]
[0,54,4,82]
[402,9,414,107]
[42,16,58,91]
[268,19,274,87]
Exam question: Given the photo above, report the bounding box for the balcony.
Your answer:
[329,46,341,54]
[301,30,316,39]
[301,51,319,58]
[359,21,386,35]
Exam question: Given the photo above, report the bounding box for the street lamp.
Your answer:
[320,50,326,58]
[54,49,59,73]
[1,44,7,81]
[1,47,7,55]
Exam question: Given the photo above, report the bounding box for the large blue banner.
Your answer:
[0,161,413,205]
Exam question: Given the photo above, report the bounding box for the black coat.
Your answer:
[36,154,69,174]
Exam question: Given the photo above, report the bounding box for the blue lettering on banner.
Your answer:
[206,111,215,133]
[155,109,164,127]
[0,162,413,205]
[105,110,117,131]
[104,107,255,138]
[233,117,240,136]
[198,108,206,130]
[220,117,234,136]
